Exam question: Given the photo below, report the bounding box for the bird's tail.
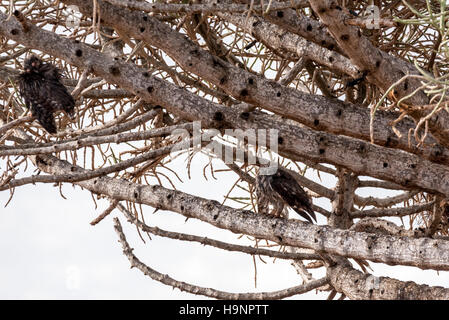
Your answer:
[33,105,57,134]
[293,204,317,224]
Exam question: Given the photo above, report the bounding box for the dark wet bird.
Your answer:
[18,55,75,134]
[255,167,316,223]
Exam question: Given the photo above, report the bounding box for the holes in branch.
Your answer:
[213,111,224,121]
[240,112,250,120]
[109,66,120,76]
[240,89,249,97]
[359,144,366,153]
[278,137,284,145]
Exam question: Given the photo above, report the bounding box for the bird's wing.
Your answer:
[270,169,316,223]
[39,63,62,81]
[17,74,31,109]
[41,78,75,116]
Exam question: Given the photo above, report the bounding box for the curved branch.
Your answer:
[113,217,328,300]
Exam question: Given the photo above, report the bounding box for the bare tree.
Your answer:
[1,0,449,300]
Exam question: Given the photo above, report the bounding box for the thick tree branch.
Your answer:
[328,263,449,300]
[30,152,449,271]
[250,2,343,54]
[118,202,321,261]
[217,11,359,77]
[104,0,308,14]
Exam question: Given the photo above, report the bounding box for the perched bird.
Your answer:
[255,167,316,223]
[18,55,75,134]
